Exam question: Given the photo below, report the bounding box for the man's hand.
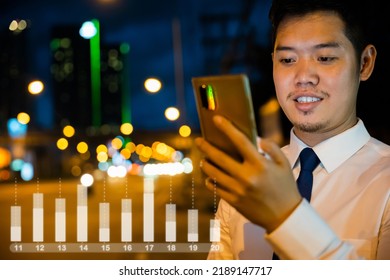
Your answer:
[195,115,302,232]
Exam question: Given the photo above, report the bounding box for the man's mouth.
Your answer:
[295,96,322,103]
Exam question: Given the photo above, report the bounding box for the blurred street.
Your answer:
[0,172,217,260]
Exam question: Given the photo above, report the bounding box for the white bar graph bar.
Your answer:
[187,209,199,242]
[99,202,110,242]
[55,198,66,242]
[210,219,221,242]
[121,199,132,242]
[10,206,21,242]
[33,193,44,242]
[143,177,154,242]
[77,184,88,242]
[165,204,176,242]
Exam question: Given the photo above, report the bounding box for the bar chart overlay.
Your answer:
[8,176,223,254]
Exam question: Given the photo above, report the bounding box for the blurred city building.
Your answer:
[0,26,30,132]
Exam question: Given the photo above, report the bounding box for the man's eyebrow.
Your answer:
[274,42,341,52]
[314,42,341,49]
[274,45,294,51]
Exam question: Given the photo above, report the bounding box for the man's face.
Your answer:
[272,11,361,143]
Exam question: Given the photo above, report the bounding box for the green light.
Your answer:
[121,43,131,124]
[120,43,130,54]
[206,85,216,110]
[90,19,101,127]
[50,38,61,51]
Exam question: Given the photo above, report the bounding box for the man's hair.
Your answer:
[268,0,370,58]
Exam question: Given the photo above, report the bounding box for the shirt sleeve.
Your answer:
[265,199,361,259]
[377,196,390,259]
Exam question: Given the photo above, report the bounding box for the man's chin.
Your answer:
[293,122,325,133]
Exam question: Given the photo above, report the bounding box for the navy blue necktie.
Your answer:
[272,148,320,260]
[296,148,320,202]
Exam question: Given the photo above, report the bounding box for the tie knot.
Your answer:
[299,148,320,172]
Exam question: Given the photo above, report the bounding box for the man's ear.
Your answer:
[360,44,377,81]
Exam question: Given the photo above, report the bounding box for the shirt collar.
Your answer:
[285,119,371,173]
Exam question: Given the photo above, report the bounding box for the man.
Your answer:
[195,0,390,259]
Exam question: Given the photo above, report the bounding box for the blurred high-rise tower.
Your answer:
[50,23,128,131]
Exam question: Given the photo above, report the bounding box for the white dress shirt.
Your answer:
[207,119,390,260]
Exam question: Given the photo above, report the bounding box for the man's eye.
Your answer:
[280,58,295,64]
[318,56,337,62]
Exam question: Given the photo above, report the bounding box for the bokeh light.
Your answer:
[144,78,162,93]
[56,138,69,150]
[126,142,136,153]
[77,142,89,154]
[63,125,75,137]
[17,112,30,125]
[179,125,191,137]
[7,118,27,138]
[96,144,108,154]
[28,80,44,95]
[9,19,28,32]
[120,123,133,135]
[120,148,131,159]
[80,173,94,187]
[71,166,82,177]
[111,137,124,150]
[0,147,11,169]
[79,21,97,39]
[21,162,34,181]
[107,165,127,178]
[97,152,108,162]
[165,107,180,121]
[9,20,18,31]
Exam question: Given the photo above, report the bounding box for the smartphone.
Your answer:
[192,73,258,162]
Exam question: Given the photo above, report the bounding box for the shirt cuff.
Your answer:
[265,199,340,259]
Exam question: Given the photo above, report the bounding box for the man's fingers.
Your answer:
[212,115,261,163]
[260,139,291,167]
[199,158,246,197]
